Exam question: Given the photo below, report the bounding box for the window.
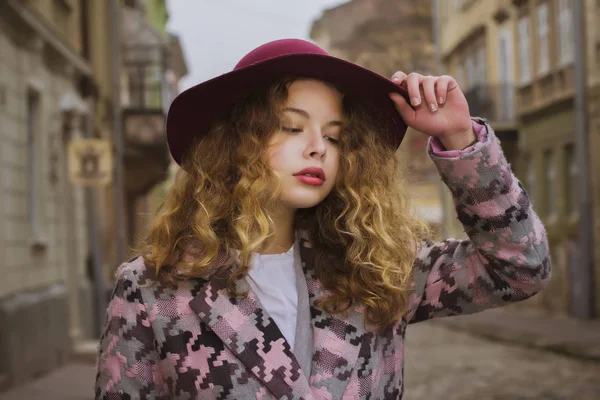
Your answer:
[465,54,475,89]
[164,70,176,110]
[497,25,515,119]
[565,143,577,214]
[537,3,550,74]
[558,0,574,65]
[476,45,487,85]
[543,150,557,217]
[518,16,532,83]
[456,61,466,88]
[498,35,509,81]
[27,88,42,238]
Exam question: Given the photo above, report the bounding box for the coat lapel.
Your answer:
[187,231,368,397]
[297,231,368,388]
[292,239,313,379]
[188,259,313,399]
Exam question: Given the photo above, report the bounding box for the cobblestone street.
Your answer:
[404,322,600,399]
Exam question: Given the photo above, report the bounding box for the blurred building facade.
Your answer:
[119,0,187,269]
[311,0,444,232]
[122,1,188,258]
[0,0,186,390]
[436,0,599,319]
[0,0,97,389]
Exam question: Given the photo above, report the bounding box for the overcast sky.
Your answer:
[166,0,348,91]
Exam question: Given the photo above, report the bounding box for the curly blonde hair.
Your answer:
[141,77,430,331]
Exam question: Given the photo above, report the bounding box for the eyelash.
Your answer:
[282,127,302,133]
[281,127,340,144]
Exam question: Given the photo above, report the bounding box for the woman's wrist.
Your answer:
[438,125,477,151]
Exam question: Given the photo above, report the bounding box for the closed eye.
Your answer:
[325,136,339,144]
[282,127,302,133]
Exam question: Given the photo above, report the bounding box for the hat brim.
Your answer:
[166,53,411,165]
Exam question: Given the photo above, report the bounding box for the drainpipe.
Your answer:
[110,0,126,266]
[572,0,595,318]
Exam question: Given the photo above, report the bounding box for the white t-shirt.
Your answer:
[246,245,298,348]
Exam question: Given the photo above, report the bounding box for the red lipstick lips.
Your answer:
[294,167,326,186]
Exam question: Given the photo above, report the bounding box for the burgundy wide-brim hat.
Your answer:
[166,38,410,165]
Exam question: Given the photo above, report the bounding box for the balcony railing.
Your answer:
[120,6,171,196]
[122,44,165,112]
[463,83,516,124]
[121,42,169,151]
[515,65,575,115]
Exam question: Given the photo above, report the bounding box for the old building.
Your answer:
[0,0,97,389]
[119,2,171,261]
[436,0,599,318]
[145,33,188,225]
[311,0,444,232]
[90,0,187,293]
[435,0,520,239]
[588,0,600,320]
[122,4,188,259]
[0,0,187,390]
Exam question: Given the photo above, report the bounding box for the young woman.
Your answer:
[95,39,551,399]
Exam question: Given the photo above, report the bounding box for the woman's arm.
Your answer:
[95,263,165,399]
[406,120,551,324]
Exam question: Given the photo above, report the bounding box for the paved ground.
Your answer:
[434,308,600,362]
[1,319,599,399]
[0,363,96,400]
[404,321,600,399]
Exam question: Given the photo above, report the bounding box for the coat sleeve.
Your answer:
[406,121,551,324]
[95,263,165,399]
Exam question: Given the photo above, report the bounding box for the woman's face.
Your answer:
[267,79,344,211]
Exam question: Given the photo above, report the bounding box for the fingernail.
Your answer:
[438,96,444,104]
[392,76,400,82]
[411,97,421,106]
[430,103,437,112]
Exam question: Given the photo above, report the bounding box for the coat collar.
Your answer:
[297,233,369,387]
[188,231,368,398]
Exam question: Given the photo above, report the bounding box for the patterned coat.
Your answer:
[95,123,551,399]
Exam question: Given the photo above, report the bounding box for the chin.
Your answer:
[282,198,324,210]
[280,190,329,210]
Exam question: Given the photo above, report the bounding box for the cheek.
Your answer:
[328,151,341,182]
[267,137,299,173]
[266,143,284,172]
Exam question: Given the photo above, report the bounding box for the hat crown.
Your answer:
[234,39,329,70]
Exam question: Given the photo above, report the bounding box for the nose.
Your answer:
[304,130,327,159]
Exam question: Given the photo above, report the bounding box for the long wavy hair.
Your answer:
[140,77,430,332]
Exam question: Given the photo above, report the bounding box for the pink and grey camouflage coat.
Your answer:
[95,122,551,399]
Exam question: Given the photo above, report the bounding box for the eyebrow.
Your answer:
[282,107,343,126]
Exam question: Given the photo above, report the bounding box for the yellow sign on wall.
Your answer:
[68,139,113,186]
